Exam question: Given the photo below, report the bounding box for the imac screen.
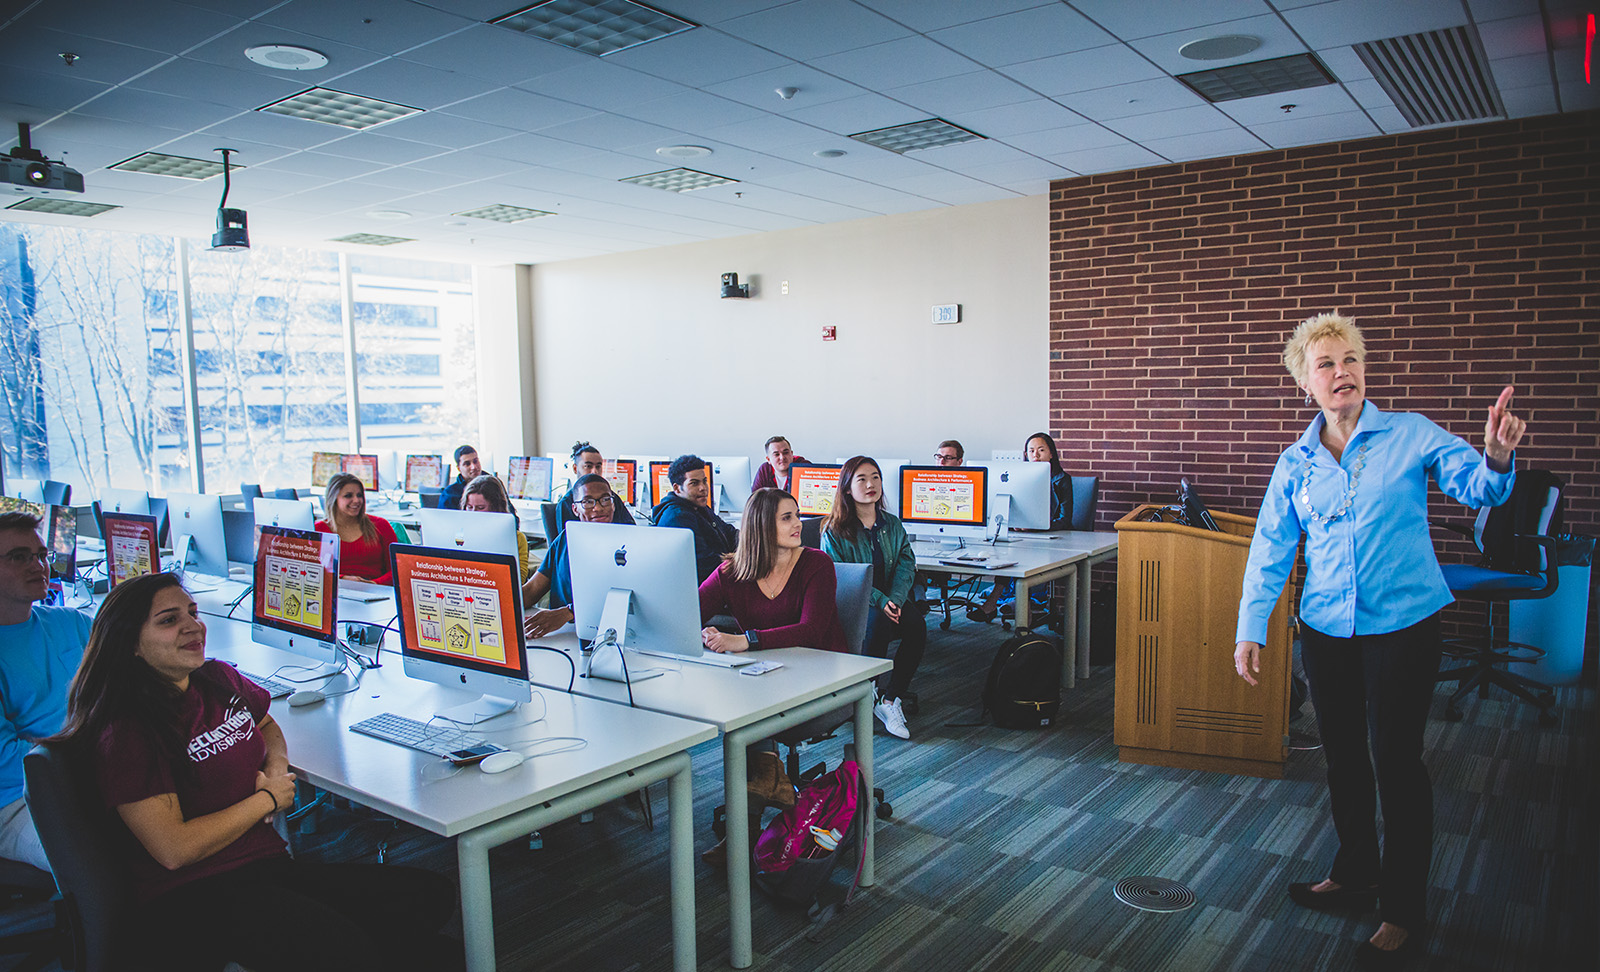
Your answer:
[789,463,842,517]
[405,455,444,492]
[390,545,528,680]
[648,460,714,508]
[603,460,637,505]
[899,465,988,526]
[253,527,339,642]
[311,451,342,488]
[342,454,380,491]
[103,512,160,588]
[505,456,555,502]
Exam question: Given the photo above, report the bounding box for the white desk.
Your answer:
[201,618,715,972]
[522,630,891,970]
[1002,531,1119,682]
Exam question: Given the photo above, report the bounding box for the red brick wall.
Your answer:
[1049,110,1599,657]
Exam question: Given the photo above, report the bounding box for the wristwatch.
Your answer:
[743,629,760,649]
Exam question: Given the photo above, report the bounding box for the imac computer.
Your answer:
[388,544,531,723]
[311,451,342,488]
[505,456,555,503]
[102,511,160,588]
[415,508,519,559]
[567,521,752,681]
[602,459,638,510]
[167,492,229,578]
[6,480,44,503]
[646,460,715,508]
[222,509,257,566]
[404,455,445,493]
[546,451,574,494]
[703,456,751,513]
[975,460,1053,533]
[249,497,316,531]
[99,488,150,516]
[991,449,1025,461]
[252,527,346,683]
[899,465,991,544]
[789,462,842,517]
[0,498,75,581]
[343,454,380,491]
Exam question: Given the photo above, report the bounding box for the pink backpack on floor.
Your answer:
[752,759,867,909]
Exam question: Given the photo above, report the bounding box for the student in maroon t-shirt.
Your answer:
[50,573,459,972]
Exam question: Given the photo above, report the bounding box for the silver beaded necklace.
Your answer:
[1299,441,1369,525]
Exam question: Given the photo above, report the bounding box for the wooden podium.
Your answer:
[1113,505,1292,779]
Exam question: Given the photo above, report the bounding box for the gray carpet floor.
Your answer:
[4,610,1593,971]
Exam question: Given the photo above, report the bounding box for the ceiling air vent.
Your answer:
[1354,25,1504,127]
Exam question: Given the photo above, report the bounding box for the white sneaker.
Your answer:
[874,695,910,739]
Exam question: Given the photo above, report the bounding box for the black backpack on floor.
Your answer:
[982,628,1062,729]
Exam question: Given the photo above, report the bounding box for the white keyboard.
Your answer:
[349,712,486,758]
[634,646,755,668]
[236,669,296,700]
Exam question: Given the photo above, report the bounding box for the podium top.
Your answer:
[1115,504,1258,546]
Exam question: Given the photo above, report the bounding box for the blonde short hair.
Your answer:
[1283,313,1366,386]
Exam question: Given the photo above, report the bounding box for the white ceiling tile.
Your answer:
[0,27,174,86]
[329,59,498,110]
[74,88,238,131]
[31,112,187,151]
[183,25,387,78]
[253,151,387,179]
[308,133,450,165]
[127,58,311,110]
[811,35,980,91]
[1316,46,1372,82]
[1280,0,1467,48]
[0,66,114,116]
[1004,124,1131,156]
[401,24,594,85]
[931,6,1115,67]
[1250,109,1381,147]
[1050,142,1166,173]
[1213,82,1360,123]
[948,100,1089,137]
[1494,83,1554,118]
[438,87,600,130]
[1069,0,1279,40]
[697,113,834,151]
[1366,105,1411,131]
[378,111,523,149]
[646,0,795,25]
[1336,78,1392,110]
[525,61,692,113]
[256,0,477,56]
[20,0,242,55]
[276,181,412,212]
[1489,52,1556,89]
[719,0,912,61]
[1001,45,1166,97]
[624,90,768,135]
[535,114,685,152]
[1464,0,1542,18]
[909,138,1035,168]
[1105,104,1237,140]
[606,29,789,87]
[143,132,297,167]
[1476,14,1551,59]
[705,64,868,114]
[885,71,1038,116]
[856,0,1053,33]
[475,133,607,167]
[356,165,488,192]
[1129,16,1314,74]
[200,110,347,151]
[1141,128,1269,161]
[952,156,1074,184]
[785,93,923,135]
[1057,76,1206,121]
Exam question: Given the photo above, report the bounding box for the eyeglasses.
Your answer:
[573,495,615,510]
[933,454,960,464]
[2,549,50,567]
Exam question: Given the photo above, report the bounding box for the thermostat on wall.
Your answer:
[932,303,961,324]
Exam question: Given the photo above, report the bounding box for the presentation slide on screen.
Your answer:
[342,454,379,491]
[603,461,635,502]
[104,514,159,588]
[405,455,443,492]
[903,468,984,524]
[311,451,342,488]
[394,553,520,672]
[791,466,839,516]
[0,498,74,576]
[256,531,335,637]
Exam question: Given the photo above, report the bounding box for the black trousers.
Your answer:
[864,607,926,702]
[1299,613,1442,932]
[129,857,460,972]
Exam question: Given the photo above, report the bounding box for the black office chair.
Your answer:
[417,487,444,509]
[540,502,561,542]
[1070,475,1099,531]
[40,480,71,507]
[0,858,59,972]
[1433,469,1564,726]
[147,497,169,546]
[799,516,823,549]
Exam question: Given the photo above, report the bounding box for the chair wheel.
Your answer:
[1444,708,1464,722]
[939,619,951,630]
[1539,692,1555,706]
[1538,711,1558,727]
[1001,620,1012,631]
[876,802,892,820]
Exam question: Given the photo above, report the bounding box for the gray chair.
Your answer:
[272,487,299,501]
[772,562,872,762]
[40,480,71,507]
[0,858,58,970]
[540,502,561,541]
[417,487,444,509]
[239,484,262,512]
[1070,475,1099,532]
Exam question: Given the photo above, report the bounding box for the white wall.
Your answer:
[527,194,1048,473]
[471,263,536,475]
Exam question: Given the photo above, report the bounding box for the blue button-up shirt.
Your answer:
[1235,402,1514,644]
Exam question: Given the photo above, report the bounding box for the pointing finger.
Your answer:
[1494,385,1514,413]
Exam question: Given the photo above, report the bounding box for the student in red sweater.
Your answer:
[316,472,397,584]
[749,436,808,494]
[697,487,846,656]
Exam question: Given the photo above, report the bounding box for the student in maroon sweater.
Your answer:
[698,487,846,655]
[749,435,809,494]
[50,573,458,972]
[315,472,397,584]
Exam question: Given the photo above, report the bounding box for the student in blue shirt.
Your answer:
[1233,313,1525,967]
[522,475,626,638]
[0,510,91,871]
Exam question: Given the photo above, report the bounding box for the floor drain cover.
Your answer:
[1113,876,1197,912]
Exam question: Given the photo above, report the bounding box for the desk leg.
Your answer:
[458,834,494,972]
[853,691,876,887]
[1014,578,1032,631]
[1076,558,1093,681]
[669,759,695,972]
[724,738,753,970]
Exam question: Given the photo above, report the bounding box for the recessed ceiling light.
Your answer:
[454,203,554,223]
[492,0,697,57]
[7,198,121,217]
[258,87,422,130]
[365,210,412,221]
[619,167,736,192]
[656,145,712,159]
[330,233,413,246]
[244,44,330,71]
[1176,53,1335,103]
[849,118,983,154]
[111,152,231,180]
[814,149,847,159]
[1178,35,1263,61]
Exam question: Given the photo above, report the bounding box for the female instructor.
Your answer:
[1234,313,1524,967]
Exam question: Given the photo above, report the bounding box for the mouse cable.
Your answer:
[527,643,576,694]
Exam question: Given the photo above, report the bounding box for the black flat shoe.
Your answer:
[1355,933,1422,968]
[1287,881,1378,912]
[966,605,997,623]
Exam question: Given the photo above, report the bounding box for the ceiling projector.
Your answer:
[3,124,83,196]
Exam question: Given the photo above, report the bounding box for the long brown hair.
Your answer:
[462,473,520,529]
[50,573,222,772]
[324,472,377,543]
[823,456,884,544]
[726,487,795,583]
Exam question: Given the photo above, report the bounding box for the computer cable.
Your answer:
[527,643,576,693]
[585,628,636,707]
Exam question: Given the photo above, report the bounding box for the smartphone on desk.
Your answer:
[448,743,507,766]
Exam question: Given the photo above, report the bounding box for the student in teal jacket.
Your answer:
[820,456,924,740]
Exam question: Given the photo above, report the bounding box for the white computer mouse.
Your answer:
[287,690,325,707]
[478,751,525,774]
